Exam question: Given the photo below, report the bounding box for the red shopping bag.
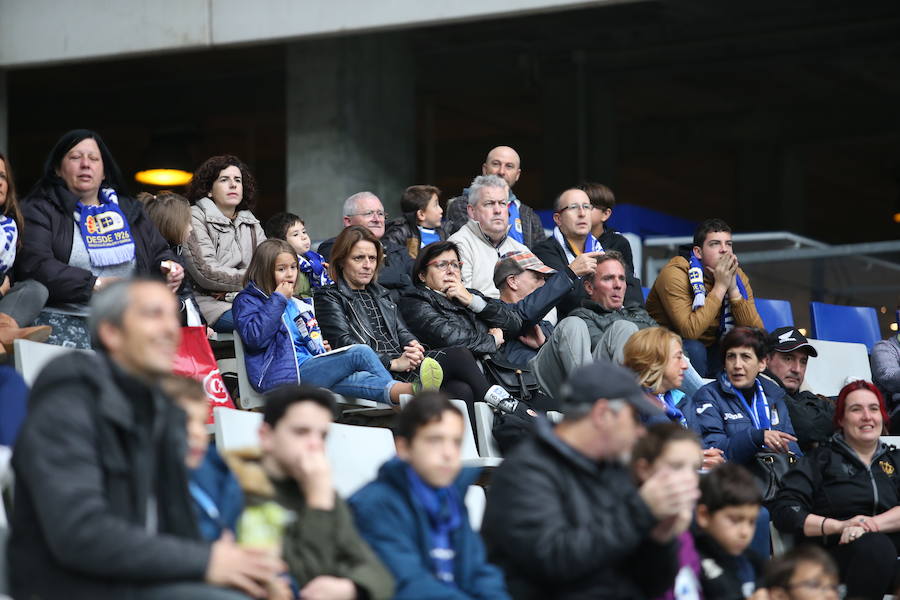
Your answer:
[172,326,235,424]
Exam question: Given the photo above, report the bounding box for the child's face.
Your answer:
[417,194,443,229]
[273,252,298,289]
[285,222,311,255]
[697,503,759,556]
[653,439,702,480]
[181,398,210,469]
[771,560,840,600]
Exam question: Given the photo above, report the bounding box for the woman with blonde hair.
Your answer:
[624,326,725,469]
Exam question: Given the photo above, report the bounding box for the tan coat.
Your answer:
[646,255,763,346]
[183,197,265,324]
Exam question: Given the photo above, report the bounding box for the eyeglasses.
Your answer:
[556,203,594,214]
[427,260,463,272]
[350,210,387,219]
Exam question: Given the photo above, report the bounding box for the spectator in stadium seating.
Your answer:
[771,380,900,599]
[580,181,636,275]
[140,190,206,328]
[693,463,765,599]
[383,185,447,259]
[225,385,395,600]
[0,365,28,445]
[482,361,698,599]
[17,129,183,348]
[0,150,50,344]
[759,545,840,600]
[447,174,529,298]
[533,187,642,316]
[350,392,510,599]
[160,375,243,544]
[183,154,265,333]
[316,191,414,299]
[10,279,283,599]
[631,423,705,600]
[762,326,834,452]
[623,326,726,470]
[264,212,333,299]
[315,228,493,423]
[444,145,546,249]
[646,218,763,378]
[690,326,801,465]
[233,238,430,403]
[529,251,655,395]
[872,332,900,423]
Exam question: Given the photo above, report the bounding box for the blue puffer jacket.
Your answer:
[233,283,307,392]
[688,372,802,465]
[190,444,243,542]
[349,458,510,600]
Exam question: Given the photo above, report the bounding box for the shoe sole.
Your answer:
[419,357,444,391]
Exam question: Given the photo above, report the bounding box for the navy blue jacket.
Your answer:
[688,373,802,465]
[232,283,304,392]
[349,458,510,600]
[190,444,243,542]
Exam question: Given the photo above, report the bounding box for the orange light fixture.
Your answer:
[135,169,193,186]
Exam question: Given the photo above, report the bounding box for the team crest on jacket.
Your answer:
[880,460,895,477]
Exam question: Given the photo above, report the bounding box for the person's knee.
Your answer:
[21,279,50,305]
[851,532,896,564]
[608,319,639,337]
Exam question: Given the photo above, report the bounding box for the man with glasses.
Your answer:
[447,174,530,298]
[533,188,644,318]
[318,191,414,299]
[444,145,546,249]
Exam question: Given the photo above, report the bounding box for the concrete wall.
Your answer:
[0,70,6,153]
[0,0,626,68]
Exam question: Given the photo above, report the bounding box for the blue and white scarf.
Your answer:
[723,376,771,430]
[553,226,603,264]
[0,215,17,278]
[76,188,135,267]
[407,464,462,586]
[647,388,688,428]
[507,196,524,244]
[687,253,747,337]
[298,250,333,289]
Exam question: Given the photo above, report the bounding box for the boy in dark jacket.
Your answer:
[695,463,766,600]
[349,392,510,600]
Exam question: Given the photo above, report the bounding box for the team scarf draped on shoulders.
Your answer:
[406,464,463,586]
[722,376,771,430]
[298,250,333,289]
[552,226,603,264]
[0,214,17,277]
[687,253,747,337]
[75,187,135,267]
[645,387,688,428]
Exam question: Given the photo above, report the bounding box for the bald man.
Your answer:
[445,146,547,249]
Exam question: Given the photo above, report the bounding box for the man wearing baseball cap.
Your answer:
[762,326,834,452]
[482,361,700,599]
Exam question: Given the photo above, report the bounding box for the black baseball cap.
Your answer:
[769,327,818,357]
[558,360,662,417]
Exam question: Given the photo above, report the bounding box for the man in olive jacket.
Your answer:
[10,280,282,600]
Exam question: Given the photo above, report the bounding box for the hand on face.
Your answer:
[293,446,333,510]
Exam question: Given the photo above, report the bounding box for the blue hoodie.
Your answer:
[349,458,510,600]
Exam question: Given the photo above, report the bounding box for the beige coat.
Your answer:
[183,197,265,325]
[448,219,528,299]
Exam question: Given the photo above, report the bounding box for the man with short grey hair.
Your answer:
[10,279,283,600]
[448,174,529,299]
[318,191,414,296]
[445,145,546,248]
[483,361,698,599]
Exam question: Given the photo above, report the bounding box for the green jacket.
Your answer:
[568,299,657,348]
[225,449,395,599]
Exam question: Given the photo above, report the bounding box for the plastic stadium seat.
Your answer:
[642,286,650,301]
[802,339,871,397]
[754,298,794,332]
[326,422,396,498]
[809,301,881,352]
[13,339,92,387]
[213,406,263,451]
[449,399,502,468]
[465,486,486,531]
[232,335,267,410]
[474,403,502,458]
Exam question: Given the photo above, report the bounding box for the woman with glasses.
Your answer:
[314,228,496,421]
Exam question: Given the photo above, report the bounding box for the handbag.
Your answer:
[482,355,540,401]
[173,326,236,424]
[751,451,799,503]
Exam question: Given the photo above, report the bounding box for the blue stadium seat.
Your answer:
[809,301,881,352]
[642,286,650,301]
[754,298,794,332]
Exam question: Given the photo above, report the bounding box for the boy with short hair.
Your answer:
[695,463,766,600]
[264,212,333,297]
[761,545,840,600]
[349,392,510,599]
[383,185,446,258]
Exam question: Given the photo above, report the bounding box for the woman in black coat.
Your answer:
[17,129,182,347]
[314,227,496,421]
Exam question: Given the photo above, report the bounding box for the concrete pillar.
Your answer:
[0,70,7,153]
[286,34,415,241]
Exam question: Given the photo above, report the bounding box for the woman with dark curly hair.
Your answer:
[182,155,265,332]
[16,130,183,348]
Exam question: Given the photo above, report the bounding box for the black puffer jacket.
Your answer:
[771,433,900,542]
[762,370,835,452]
[16,182,175,305]
[317,236,414,301]
[482,418,679,600]
[10,352,209,599]
[314,278,416,370]
[399,284,522,357]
